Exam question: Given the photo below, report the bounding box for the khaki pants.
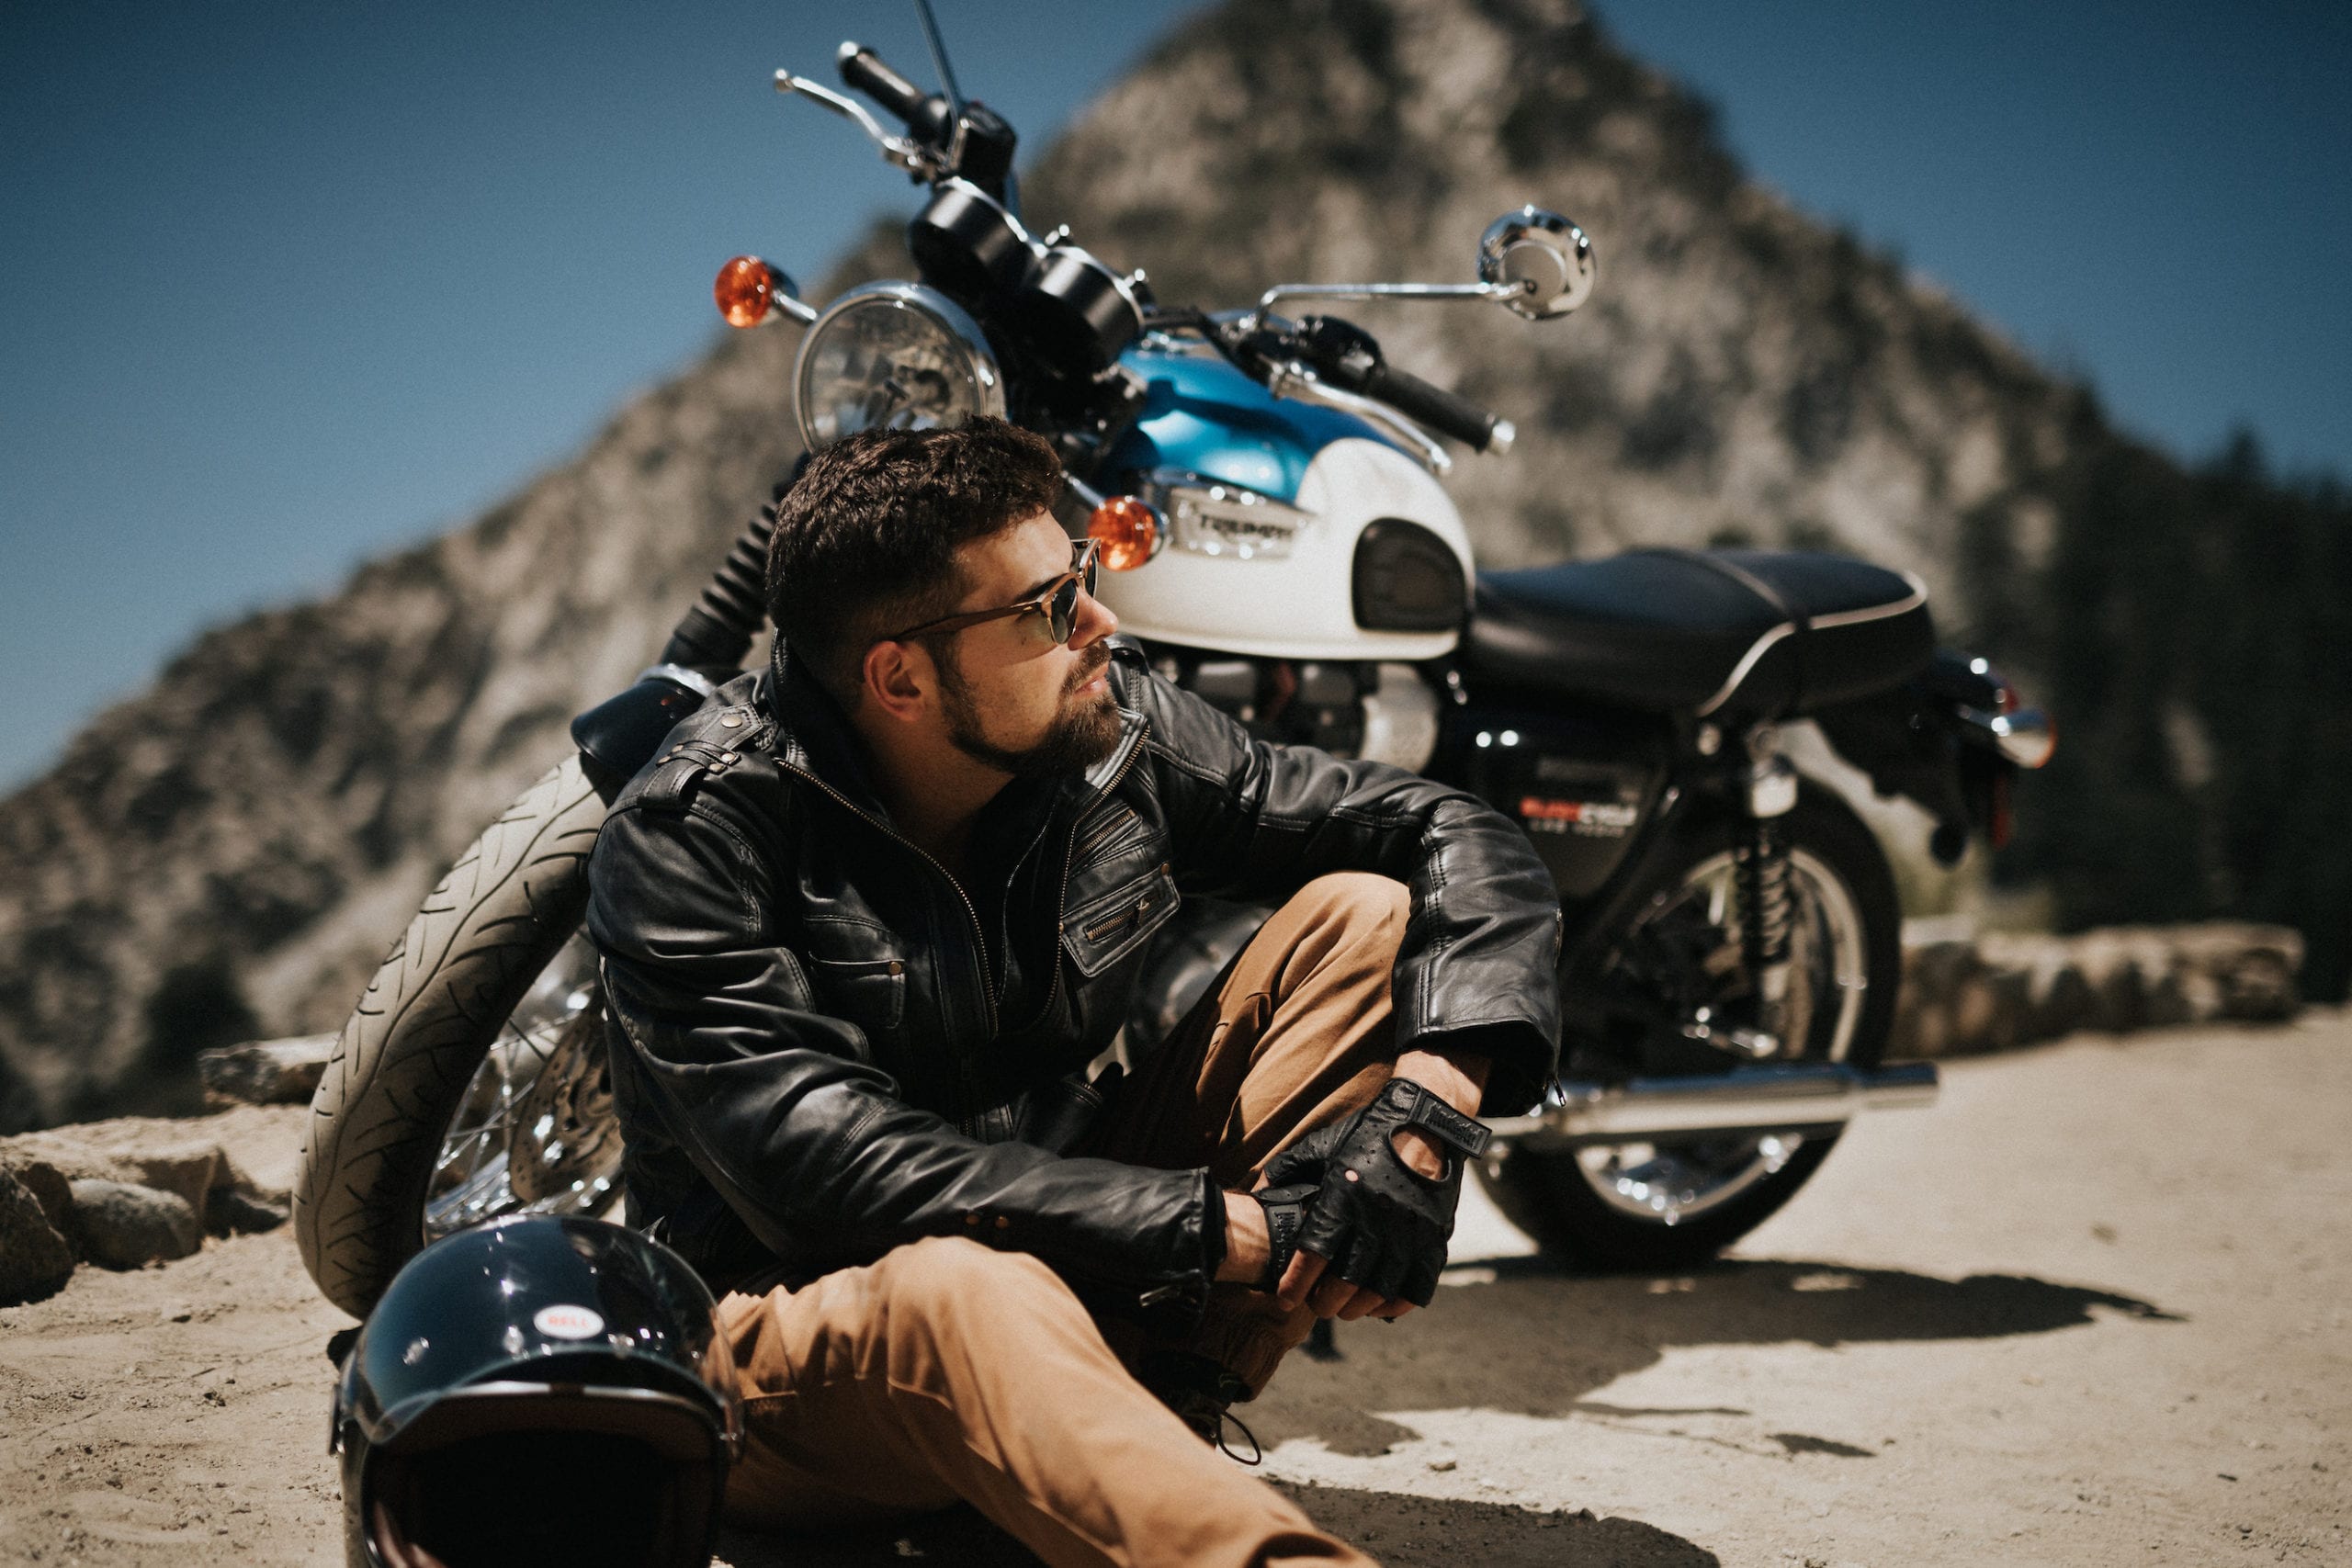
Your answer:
[718,874,1410,1568]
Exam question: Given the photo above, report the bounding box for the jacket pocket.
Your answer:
[805,954,906,1032]
[1063,863,1181,978]
[1073,803,1145,863]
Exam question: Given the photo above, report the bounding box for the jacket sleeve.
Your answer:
[585,792,1218,1303]
[1123,662,1563,1113]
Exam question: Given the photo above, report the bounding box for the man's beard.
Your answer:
[939,644,1123,778]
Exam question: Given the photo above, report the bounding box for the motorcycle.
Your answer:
[294,16,2054,1320]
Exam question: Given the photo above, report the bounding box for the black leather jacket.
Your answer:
[585,640,1562,1308]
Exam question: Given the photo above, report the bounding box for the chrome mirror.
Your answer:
[1252,207,1597,321]
[1478,207,1595,320]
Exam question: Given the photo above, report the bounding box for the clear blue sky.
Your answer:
[2,2,2346,792]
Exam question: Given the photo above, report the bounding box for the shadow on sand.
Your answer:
[716,1483,1717,1567]
[1248,1255,2177,1455]
[711,1257,2169,1566]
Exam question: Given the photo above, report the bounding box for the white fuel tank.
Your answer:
[1095,436,1472,661]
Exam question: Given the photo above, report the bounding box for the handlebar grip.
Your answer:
[1363,362,1511,454]
[836,42,929,126]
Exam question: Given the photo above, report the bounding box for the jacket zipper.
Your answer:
[1084,884,1165,943]
[1072,804,1139,862]
[1015,724,1151,1036]
[993,807,1060,1006]
[777,761,1000,1037]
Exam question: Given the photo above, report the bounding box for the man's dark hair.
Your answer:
[766,417,1066,703]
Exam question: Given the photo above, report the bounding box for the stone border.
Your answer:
[1890,921,2303,1059]
[0,1117,290,1305]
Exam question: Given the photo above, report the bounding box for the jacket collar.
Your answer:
[762,637,1148,824]
[763,637,886,807]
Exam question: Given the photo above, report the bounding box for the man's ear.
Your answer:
[860,637,936,727]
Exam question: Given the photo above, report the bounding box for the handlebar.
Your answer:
[1227,312,1513,457]
[790,50,1510,456]
[835,41,931,128]
[1362,361,1512,454]
[821,40,1016,195]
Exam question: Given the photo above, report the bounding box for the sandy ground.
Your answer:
[3,1017,2346,1567]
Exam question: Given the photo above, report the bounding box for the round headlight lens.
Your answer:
[793,283,1006,450]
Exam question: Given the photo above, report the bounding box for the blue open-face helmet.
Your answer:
[332,1215,742,1568]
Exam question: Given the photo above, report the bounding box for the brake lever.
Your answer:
[774,72,946,180]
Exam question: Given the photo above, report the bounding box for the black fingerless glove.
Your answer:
[1249,1179,1321,1293]
[1256,1077,1494,1307]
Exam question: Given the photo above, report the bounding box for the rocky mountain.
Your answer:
[0,318,803,1129]
[3,0,2345,1130]
[1023,0,2084,590]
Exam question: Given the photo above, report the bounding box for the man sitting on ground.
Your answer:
[586,417,1562,1567]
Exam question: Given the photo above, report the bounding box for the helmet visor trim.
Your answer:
[374,1382,729,1464]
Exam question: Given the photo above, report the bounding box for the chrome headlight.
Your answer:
[793,281,1005,450]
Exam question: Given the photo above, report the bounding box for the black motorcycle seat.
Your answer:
[1460,547,1934,720]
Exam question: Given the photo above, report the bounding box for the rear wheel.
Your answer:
[1476,785,1900,1270]
[294,757,625,1319]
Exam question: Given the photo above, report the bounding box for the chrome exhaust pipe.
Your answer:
[1485,1061,1938,1150]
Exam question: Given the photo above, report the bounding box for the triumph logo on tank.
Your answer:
[1163,481,1305,559]
[1519,796,1637,837]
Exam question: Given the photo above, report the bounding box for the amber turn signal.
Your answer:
[1087,495,1164,570]
[716,255,785,328]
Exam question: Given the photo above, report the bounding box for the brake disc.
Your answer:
[504,997,625,1206]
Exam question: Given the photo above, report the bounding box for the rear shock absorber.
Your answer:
[1736,725,1799,1033]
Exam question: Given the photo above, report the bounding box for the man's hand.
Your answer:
[1216,1190,1270,1283]
[1264,1050,1491,1321]
[1386,1048,1487,1179]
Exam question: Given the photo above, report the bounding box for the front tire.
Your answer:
[294,756,616,1319]
[1477,784,1901,1270]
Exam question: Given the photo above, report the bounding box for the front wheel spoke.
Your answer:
[424,936,619,1241]
[456,1027,559,1191]
[435,1122,494,1183]
[465,1071,518,1185]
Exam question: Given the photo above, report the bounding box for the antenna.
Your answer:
[911,0,966,118]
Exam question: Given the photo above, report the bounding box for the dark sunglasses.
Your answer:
[885,538,1102,647]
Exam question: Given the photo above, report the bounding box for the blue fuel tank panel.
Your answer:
[1105,344,1392,502]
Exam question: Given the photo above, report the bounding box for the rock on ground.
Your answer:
[4,1122,236,1216]
[197,1035,334,1108]
[65,1179,203,1270]
[0,1167,74,1305]
[0,1145,73,1229]
[0,1105,300,1303]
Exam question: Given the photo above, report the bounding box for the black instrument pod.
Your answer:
[909,178,1037,304]
[1015,243,1148,374]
